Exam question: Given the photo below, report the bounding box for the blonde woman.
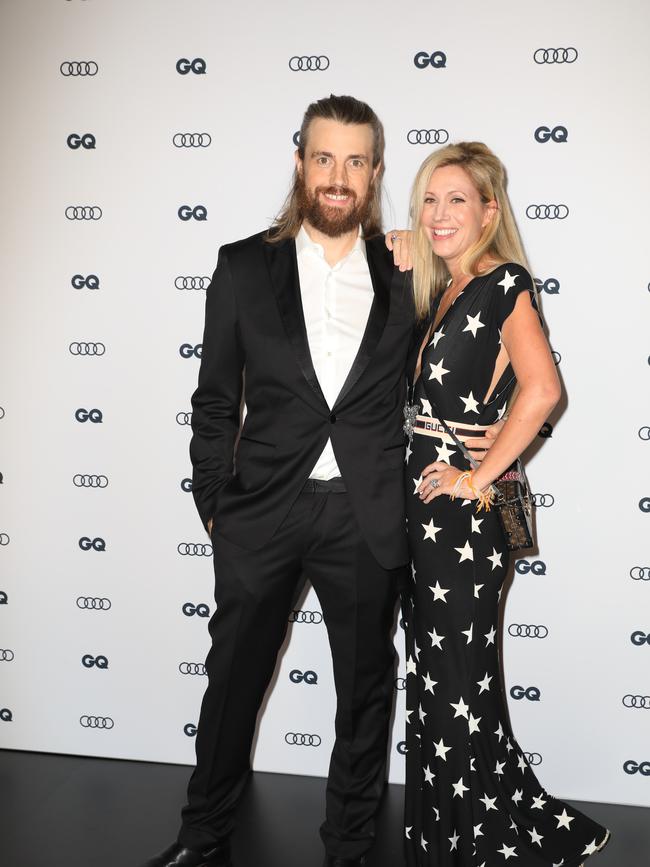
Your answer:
[392,143,609,866]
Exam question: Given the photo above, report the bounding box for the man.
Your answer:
[141,94,413,867]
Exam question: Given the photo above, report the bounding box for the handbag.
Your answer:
[414,398,534,551]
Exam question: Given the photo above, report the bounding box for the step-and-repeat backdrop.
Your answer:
[1,0,649,808]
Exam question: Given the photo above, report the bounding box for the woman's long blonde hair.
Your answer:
[410,142,530,319]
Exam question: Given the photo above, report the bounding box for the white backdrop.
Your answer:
[1,0,649,809]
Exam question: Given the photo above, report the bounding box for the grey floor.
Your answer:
[0,750,646,866]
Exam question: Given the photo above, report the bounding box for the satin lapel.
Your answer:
[333,235,391,409]
[262,237,327,405]
[407,314,431,387]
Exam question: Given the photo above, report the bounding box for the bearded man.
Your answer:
[142,94,415,867]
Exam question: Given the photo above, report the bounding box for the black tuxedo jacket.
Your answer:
[190,230,416,570]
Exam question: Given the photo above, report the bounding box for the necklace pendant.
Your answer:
[403,401,420,443]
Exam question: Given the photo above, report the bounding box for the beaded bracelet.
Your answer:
[450,470,495,513]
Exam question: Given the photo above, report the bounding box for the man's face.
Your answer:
[296,118,379,237]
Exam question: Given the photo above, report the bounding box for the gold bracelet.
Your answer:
[467,471,496,513]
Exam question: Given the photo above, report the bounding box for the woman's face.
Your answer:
[420,164,496,271]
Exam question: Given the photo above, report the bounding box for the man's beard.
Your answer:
[297,177,373,238]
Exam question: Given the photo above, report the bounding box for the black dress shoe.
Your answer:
[140,840,231,867]
[323,857,366,867]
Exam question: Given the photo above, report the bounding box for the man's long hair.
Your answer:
[267,94,385,241]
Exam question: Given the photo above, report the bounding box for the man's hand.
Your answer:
[385,229,413,271]
[466,420,505,462]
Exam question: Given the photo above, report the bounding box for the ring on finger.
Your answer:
[429,479,440,489]
[391,233,400,242]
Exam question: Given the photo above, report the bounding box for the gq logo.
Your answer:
[623,760,650,775]
[534,278,560,295]
[182,602,210,618]
[289,669,318,684]
[71,274,100,290]
[413,51,447,69]
[82,654,109,669]
[639,498,650,513]
[67,133,96,149]
[510,685,541,701]
[631,631,650,646]
[176,58,207,75]
[75,408,103,423]
[179,343,202,359]
[184,723,197,737]
[515,559,547,576]
[534,126,568,143]
[79,537,106,552]
[178,205,207,221]
[0,708,13,722]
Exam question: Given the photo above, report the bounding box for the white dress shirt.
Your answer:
[295,224,374,480]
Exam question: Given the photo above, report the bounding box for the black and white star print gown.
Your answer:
[402,263,609,866]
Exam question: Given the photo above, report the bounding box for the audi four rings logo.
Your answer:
[72,274,100,289]
[510,685,541,701]
[65,206,102,220]
[394,677,407,691]
[77,597,111,610]
[181,478,193,492]
[184,723,197,737]
[67,133,96,149]
[182,602,210,617]
[526,205,569,220]
[69,342,105,355]
[0,709,12,722]
[623,695,650,709]
[407,129,450,144]
[533,493,555,507]
[413,51,447,68]
[533,48,578,64]
[176,58,207,74]
[631,631,650,646]
[623,760,650,775]
[73,474,108,487]
[0,534,9,546]
[534,278,560,295]
[284,733,321,746]
[639,498,650,513]
[178,543,212,556]
[534,126,568,143]
[639,427,650,440]
[289,669,318,684]
[524,752,543,766]
[630,567,650,581]
[397,741,407,755]
[508,624,549,638]
[288,56,330,71]
[289,610,323,624]
[82,654,109,669]
[179,343,202,358]
[176,412,193,425]
[515,559,547,575]
[75,408,103,423]
[80,715,114,729]
[79,537,106,552]
[60,61,98,76]
[0,649,15,662]
[179,662,207,675]
[175,276,210,290]
[173,133,212,147]
[178,205,207,221]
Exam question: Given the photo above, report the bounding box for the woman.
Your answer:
[394,143,609,866]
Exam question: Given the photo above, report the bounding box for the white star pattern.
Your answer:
[405,442,412,464]
[405,826,412,840]
[430,581,450,602]
[459,390,480,414]
[461,623,473,644]
[518,754,528,773]
[454,540,474,562]
[420,397,433,416]
[450,696,470,719]
[452,776,469,798]
[494,760,505,776]
[479,793,498,811]
[468,713,482,734]
[435,440,456,464]
[555,809,575,830]
[428,628,445,650]
[423,764,435,786]
[471,515,483,534]
[512,789,523,805]
[428,358,450,383]
[422,672,437,694]
[531,794,547,810]
[430,328,445,348]
[463,311,486,338]
[497,843,517,859]
[412,474,424,494]
[434,737,452,761]
[418,703,427,723]
[474,823,484,838]
[487,547,503,570]
[477,672,492,693]
[485,625,497,646]
[474,583,484,598]
[495,722,504,741]
[498,269,518,293]
[422,519,442,542]
[581,840,599,857]
[421,833,428,852]
[449,830,460,851]
[405,656,417,675]
[529,827,544,846]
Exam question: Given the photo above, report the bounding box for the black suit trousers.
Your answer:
[179,487,404,857]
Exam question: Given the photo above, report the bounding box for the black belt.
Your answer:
[302,477,347,494]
